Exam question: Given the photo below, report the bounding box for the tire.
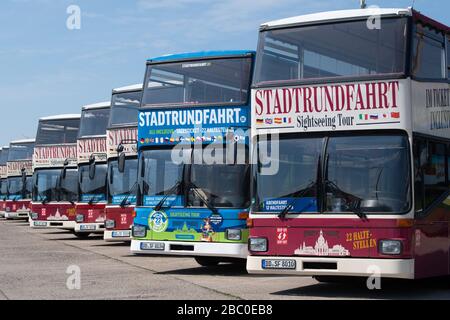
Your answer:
[195,257,221,267]
[73,232,91,239]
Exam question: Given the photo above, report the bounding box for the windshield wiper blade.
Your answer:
[188,182,219,215]
[120,182,138,208]
[278,181,317,219]
[324,180,367,219]
[154,181,182,212]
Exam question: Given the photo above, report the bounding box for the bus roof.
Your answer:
[147,50,255,63]
[10,138,35,145]
[112,83,142,94]
[82,101,110,111]
[261,8,412,30]
[39,114,81,121]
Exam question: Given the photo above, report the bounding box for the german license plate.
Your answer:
[34,221,47,227]
[112,230,131,238]
[80,224,96,231]
[140,242,165,251]
[262,259,296,270]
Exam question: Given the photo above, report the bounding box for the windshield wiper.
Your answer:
[88,195,102,205]
[153,181,182,212]
[120,182,138,208]
[188,182,219,215]
[278,181,317,219]
[324,180,367,219]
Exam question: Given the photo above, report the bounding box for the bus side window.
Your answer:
[447,36,450,79]
[414,139,425,213]
[411,23,446,79]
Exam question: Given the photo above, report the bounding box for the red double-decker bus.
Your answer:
[247,8,450,280]
[0,147,9,218]
[5,139,35,220]
[30,114,81,230]
[74,102,110,238]
[104,84,141,242]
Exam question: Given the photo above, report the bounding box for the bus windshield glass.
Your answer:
[0,179,7,198]
[8,143,34,161]
[110,91,142,127]
[8,176,31,198]
[36,119,80,145]
[142,57,252,107]
[253,133,411,214]
[78,108,110,138]
[60,169,78,202]
[79,163,107,202]
[108,158,138,204]
[32,169,60,202]
[254,17,408,84]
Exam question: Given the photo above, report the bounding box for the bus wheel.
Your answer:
[73,232,91,239]
[195,257,220,267]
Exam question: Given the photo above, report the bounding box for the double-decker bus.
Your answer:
[104,84,142,242]
[0,147,9,217]
[5,139,35,220]
[131,51,255,266]
[30,114,81,229]
[247,8,450,280]
[74,102,110,237]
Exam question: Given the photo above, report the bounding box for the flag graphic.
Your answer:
[274,118,282,124]
[256,119,264,124]
[370,115,379,120]
[391,112,400,119]
[265,119,273,125]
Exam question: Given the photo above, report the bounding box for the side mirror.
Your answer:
[89,155,96,180]
[21,168,26,182]
[140,156,145,178]
[109,164,114,185]
[118,153,126,173]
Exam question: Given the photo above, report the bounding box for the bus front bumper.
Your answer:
[131,240,247,259]
[0,211,6,218]
[5,210,29,220]
[246,256,415,279]
[29,219,76,230]
[104,229,132,242]
[74,222,105,233]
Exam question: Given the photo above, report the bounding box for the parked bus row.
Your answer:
[1,7,449,281]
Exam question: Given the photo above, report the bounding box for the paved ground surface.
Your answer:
[1,219,450,300]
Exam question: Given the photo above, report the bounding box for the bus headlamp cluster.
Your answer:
[105,219,115,229]
[132,225,146,238]
[31,212,38,220]
[249,237,268,252]
[379,240,402,255]
[226,229,242,241]
[76,214,84,223]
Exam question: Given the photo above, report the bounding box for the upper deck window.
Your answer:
[254,18,408,84]
[78,108,110,138]
[411,23,446,80]
[36,119,80,145]
[142,57,252,107]
[8,143,34,161]
[447,36,450,79]
[109,91,142,127]
[0,150,8,165]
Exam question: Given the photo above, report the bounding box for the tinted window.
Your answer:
[79,164,107,201]
[60,169,78,202]
[412,24,446,79]
[109,91,142,127]
[142,57,252,106]
[254,18,407,83]
[78,108,110,137]
[0,149,8,165]
[36,119,80,145]
[8,143,34,161]
[32,169,59,202]
[108,158,138,204]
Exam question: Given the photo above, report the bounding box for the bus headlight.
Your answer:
[379,240,402,255]
[132,225,146,238]
[31,212,38,220]
[226,229,242,241]
[105,219,115,229]
[249,237,268,252]
[76,214,84,223]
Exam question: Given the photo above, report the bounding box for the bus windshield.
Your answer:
[0,179,7,198]
[60,169,78,202]
[78,163,107,202]
[108,158,138,204]
[32,169,60,202]
[253,133,411,214]
[142,57,252,107]
[36,119,80,145]
[78,108,110,138]
[110,91,142,127]
[138,147,250,208]
[8,143,34,161]
[254,17,408,84]
[8,176,32,199]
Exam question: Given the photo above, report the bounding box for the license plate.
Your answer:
[262,259,296,270]
[140,242,165,251]
[34,221,47,227]
[112,230,131,238]
[80,224,96,231]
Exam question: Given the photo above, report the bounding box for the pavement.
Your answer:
[1,219,450,300]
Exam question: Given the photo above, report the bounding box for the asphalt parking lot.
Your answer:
[1,219,450,300]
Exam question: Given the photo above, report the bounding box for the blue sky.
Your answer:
[0,0,448,146]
